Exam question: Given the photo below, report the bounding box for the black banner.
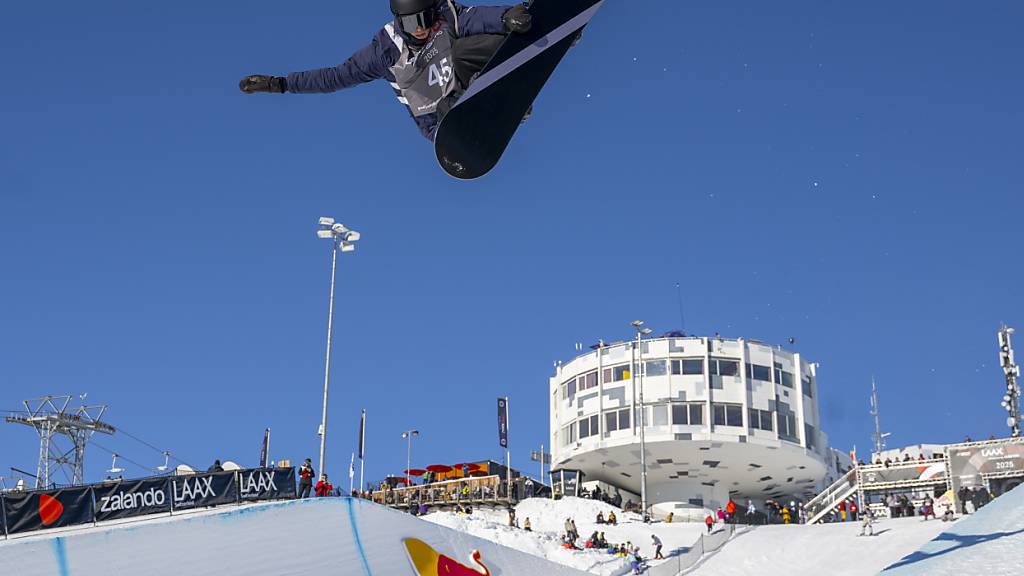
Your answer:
[2,486,94,534]
[171,471,238,511]
[93,477,171,522]
[238,467,295,501]
[498,397,509,448]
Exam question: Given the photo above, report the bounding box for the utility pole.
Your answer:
[632,320,652,520]
[999,324,1021,438]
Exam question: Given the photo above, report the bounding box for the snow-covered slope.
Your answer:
[422,497,705,575]
[0,497,588,576]
[688,516,949,576]
[880,484,1024,576]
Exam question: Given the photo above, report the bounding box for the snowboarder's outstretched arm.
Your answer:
[240,30,398,95]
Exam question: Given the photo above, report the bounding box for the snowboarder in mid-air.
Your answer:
[239,0,532,141]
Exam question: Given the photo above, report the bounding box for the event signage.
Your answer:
[239,467,295,501]
[171,471,238,510]
[948,439,1024,491]
[2,486,94,534]
[498,398,509,449]
[93,477,171,522]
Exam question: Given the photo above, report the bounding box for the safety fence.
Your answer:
[0,467,295,539]
[644,523,740,576]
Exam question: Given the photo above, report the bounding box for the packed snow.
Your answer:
[880,483,1024,576]
[688,516,949,576]
[422,497,706,575]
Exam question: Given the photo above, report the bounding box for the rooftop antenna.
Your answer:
[675,282,686,334]
[999,323,1021,438]
[869,378,890,455]
[5,395,116,488]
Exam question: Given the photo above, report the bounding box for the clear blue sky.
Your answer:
[2,0,1022,488]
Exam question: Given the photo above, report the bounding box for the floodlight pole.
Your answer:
[999,324,1021,438]
[631,321,650,521]
[318,241,338,478]
[403,430,418,486]
[316,217,359,480]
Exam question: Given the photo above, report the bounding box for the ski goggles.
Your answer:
[397,7,438,35]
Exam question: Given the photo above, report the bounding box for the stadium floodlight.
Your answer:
[631,320,644,328]
[315,217,362,479]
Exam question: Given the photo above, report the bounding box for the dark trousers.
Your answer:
[299,483,312,498]
[437,34,506,121]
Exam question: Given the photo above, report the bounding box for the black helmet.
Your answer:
[391,0,439,35]
[390,0,435,15]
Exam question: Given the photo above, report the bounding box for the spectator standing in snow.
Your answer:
[608,511,618,525]
[508,506,516,527]
[849,499,859,522]
[570,518,579,541]
[523,517,532,531]
[746,499,756,520]
[315,474,333,497]
[596,511,605,524]
[725,499,737,523]
[705,513,714,533]
[651,534,664,559]
[525,477,534,498]
[716,507,726,524]
[666,511,674,523]
[298,459,315,499]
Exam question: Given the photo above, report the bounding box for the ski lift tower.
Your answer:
[5,395,115,488]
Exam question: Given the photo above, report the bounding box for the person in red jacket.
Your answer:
[315,474,334,497]
[704,514,714,534]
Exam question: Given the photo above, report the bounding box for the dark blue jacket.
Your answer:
[287,2,510,140]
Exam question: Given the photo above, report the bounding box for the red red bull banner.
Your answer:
[404,538,492,576]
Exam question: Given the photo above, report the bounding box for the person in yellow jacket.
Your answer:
[782,506,792,525]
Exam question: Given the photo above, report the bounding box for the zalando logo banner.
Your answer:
[99,486,166,513]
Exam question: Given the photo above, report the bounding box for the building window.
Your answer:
[710,358,739,377]
[578,371,598,391]
[612,364,631,381]
[804,423,816,449]
[776,405,798,441]
[645,360,668,377]
[746,363,771,382]
[604,408,631,436]
[690,404,704,425]
[561,422,577,446]
[672,403,705,426]
[563,378,576,400]
[602,368,612,383]
[713,403,743,427]
[749,409,774,431]
[802,375,814,397]
[652,404,669,426]
[579,414,599,439]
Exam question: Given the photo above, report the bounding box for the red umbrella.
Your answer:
[404,469,426,476]
[427,464,453,473]
[453,463,483,471]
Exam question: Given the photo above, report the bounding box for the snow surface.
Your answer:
[688,516,949,576]
[422,497,705,576]
[880,484,1024,576]
[0,498,589,576]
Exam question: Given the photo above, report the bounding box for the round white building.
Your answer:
[550,335,837,513]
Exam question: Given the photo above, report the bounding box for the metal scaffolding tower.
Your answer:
[5,395,115,488]
[999,324,1021,438]
[870,378,890,455]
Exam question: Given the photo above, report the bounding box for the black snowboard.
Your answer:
[434,0,605,180]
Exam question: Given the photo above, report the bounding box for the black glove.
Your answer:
[239,75,288,94]
[503,5,532,34]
